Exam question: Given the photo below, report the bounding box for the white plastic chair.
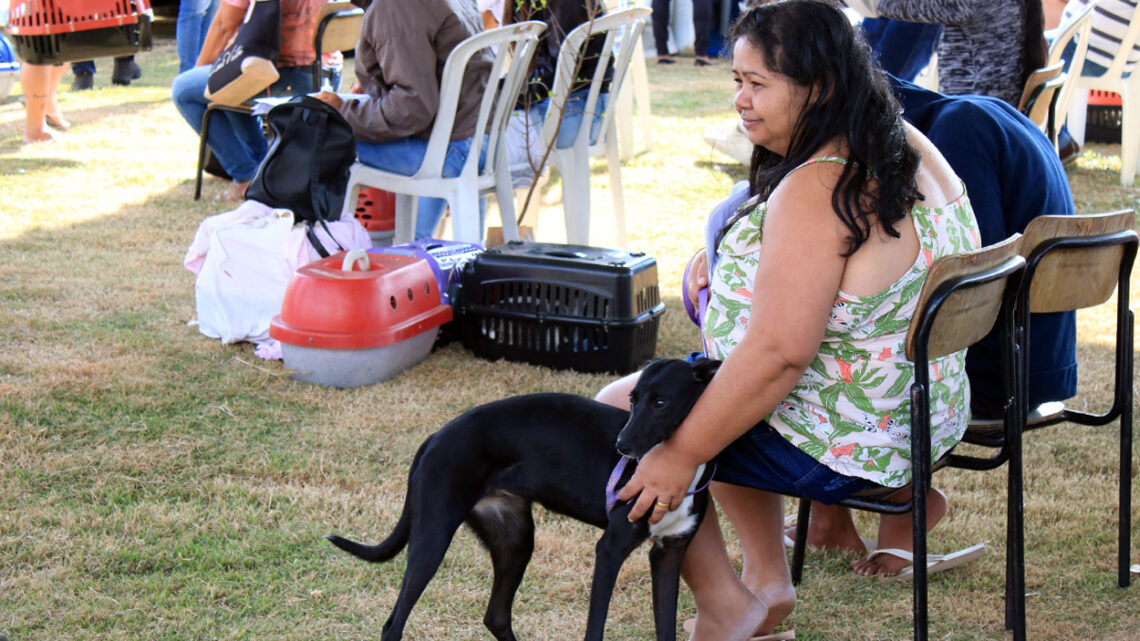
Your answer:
[1064,5,1140,184]
[1042,0,1096,150]
[338,20,546,244]
[526,7,651,247]
[608,0,652,161]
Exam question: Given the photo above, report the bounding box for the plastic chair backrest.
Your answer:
[1090,3,1140,80]
[1020,209,1137,313]
[414,20,547,182]
[539,7,651,155]
[905,234,1026,362]
[1046,0,1096,127]
[1017,62,1066,130]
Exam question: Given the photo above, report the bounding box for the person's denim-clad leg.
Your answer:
[171,65,315,183]
[533,90,609,150]
[355,137,479,239]
[176,0,221,73]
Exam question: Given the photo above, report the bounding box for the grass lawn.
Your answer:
[1,29,1139,641]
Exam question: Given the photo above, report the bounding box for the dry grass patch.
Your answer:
[0,33,1138,641]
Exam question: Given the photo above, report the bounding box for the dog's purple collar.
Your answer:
[604,456,716,514]
[605,455,632,513]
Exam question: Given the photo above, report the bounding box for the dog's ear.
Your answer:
[691,357,721,384]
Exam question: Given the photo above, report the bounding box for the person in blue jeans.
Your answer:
[177,0,222,73]
[504,0,611,191]
[70,57,141,90]
[172,0,324,201]
[314,0,489,239]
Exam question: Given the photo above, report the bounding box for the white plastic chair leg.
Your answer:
[632,44,652,152]
[1120,78,1140,186]
[605,123,627,248]
[341,176,363,220]
[449,182,484,243]
[1067,87,1089,147]
[494,146,520,242]
[616,77,636,162]
[559,152,593,245]
[394,193,418,244]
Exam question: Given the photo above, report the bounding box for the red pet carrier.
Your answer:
[7,0,153,65]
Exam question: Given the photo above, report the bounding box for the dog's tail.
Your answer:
[325,530,406,563]
[325,434,431,562]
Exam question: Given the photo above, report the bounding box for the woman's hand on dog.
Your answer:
[618,442,700,524]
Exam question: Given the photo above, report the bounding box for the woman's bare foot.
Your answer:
[688,590,768,641]
[788,504,868,554]
[751,582,796,634]
[850,487,948,576]
[23,129,57,143]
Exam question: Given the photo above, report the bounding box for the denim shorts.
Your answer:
[682,353,882,504]
[712,421,881,504]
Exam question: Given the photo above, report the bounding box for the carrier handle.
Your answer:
[341,248,371,272]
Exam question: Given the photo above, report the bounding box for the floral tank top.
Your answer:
[702,157,982,487]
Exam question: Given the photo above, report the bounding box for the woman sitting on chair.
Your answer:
[172,0,325,201]
[594,2,980,638]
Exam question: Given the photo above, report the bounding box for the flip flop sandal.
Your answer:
[859,543,987,579]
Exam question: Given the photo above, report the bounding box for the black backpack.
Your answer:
[246,94,358,256]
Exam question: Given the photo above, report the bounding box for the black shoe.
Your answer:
[71,71,94,91]
[1058,139,1081,165]
[112,59,142,86]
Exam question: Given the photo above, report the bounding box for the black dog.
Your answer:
[327,357,721,641]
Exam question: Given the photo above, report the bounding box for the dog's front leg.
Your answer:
[647,535,691,641]
[582,517,647,641]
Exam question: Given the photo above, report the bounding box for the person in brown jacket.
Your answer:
[315,0,490,239]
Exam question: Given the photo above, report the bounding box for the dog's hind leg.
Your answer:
[467,492,535,641]
[381,506,472,641]
[647,536,690,641]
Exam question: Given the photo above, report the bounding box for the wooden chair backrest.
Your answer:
[1017,62,1065,128]
[313,2,364,55]
[1022,209,1137,313]
[905,234,1025,361]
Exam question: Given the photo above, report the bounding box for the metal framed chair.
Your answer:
[789,235,1028,641]
[338,21,547,244]
[193,103,253,200]
[520,7,651,248]
[193,2,364,201]
[1017,61,1066,142]
[311,1,364,90]
[955,210,1137,631]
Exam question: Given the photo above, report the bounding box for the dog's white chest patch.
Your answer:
[649,463,706,539]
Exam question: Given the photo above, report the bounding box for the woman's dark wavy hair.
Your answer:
[725,0,921,257]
